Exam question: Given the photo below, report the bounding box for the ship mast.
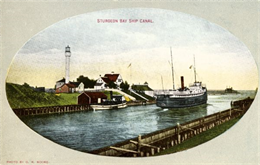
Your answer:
[161,75,165,93]
[193,54,197,83]
[170,47,175,90]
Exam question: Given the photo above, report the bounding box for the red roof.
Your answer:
[101,77,111,84]
[103,74,119,82]
[83,92,107,99]
[60,83,76,88]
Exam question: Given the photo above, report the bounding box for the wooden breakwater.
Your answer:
[12,100,155,117]
[89,97,254,157]
[12,104,90,117]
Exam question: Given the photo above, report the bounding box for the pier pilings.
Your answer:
[90,98,253,157]
[13,104,90,117]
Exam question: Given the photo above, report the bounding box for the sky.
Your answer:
[6,8,258,90]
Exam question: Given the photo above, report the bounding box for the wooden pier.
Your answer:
[89,97,254,157]
[12,101,155,117]
[12,104,90,117]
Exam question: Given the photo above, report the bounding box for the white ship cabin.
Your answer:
[188,82,206,94]
[190,82,202,87]
[170,77,206,97]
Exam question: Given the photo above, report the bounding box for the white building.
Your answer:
[94,73,123,90]
[131,82,154,97]
[76,82,84,92]
[55,78,66,89]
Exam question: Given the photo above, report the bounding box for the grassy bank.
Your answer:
[122,90,154,101]
[6,83,124,109]
[155,116,241,156]
[122,90,146,101]
[136,91,155,101]
[6,83,61,108]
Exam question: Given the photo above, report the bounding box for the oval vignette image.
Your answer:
[5,8,258,157]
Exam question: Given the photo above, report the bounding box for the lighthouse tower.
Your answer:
[65,45,71,84]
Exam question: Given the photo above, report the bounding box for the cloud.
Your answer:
[7,8,258,89]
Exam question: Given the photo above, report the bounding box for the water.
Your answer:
[21,91,256,152]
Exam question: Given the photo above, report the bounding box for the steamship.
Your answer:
[156,50,207,108]
[224,86,238,94]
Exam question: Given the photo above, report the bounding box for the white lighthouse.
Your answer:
[65,45,71,84]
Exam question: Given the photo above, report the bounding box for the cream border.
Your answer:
[1,1,259,165]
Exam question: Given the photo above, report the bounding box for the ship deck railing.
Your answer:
[169,92,205,97]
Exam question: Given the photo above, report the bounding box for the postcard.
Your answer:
[1,1,259,165]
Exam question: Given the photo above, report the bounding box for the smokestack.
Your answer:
[181,76,184,90]
[110,91,113,100]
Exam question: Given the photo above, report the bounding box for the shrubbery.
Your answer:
[6,83,60,108]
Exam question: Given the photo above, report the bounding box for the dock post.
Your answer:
[137,135,142,156]
[177,123,181,144]
[219,111,221,124]
[140,152,144,157]
[151,148,154,155]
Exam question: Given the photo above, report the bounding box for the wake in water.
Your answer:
[93,111,102,113]
[157,108,169,114]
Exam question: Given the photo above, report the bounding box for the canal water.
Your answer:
[21,91,256,152]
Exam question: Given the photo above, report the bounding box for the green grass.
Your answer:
[103,91,121,100]
[6,83,124,108]
[6,83,61,108]
[131,85,153,91]
[55,93,79,105]
[6,83,81,108]
[155,116,241,156]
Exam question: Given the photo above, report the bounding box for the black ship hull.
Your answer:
[156,91,208,108]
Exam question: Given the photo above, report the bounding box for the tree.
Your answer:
[106,81,117,89]
[76,75,96,88]
[120,81,130,91]
[23,82,30,88]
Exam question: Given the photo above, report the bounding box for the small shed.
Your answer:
[78,92,107,105]
[55,83,76,93]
